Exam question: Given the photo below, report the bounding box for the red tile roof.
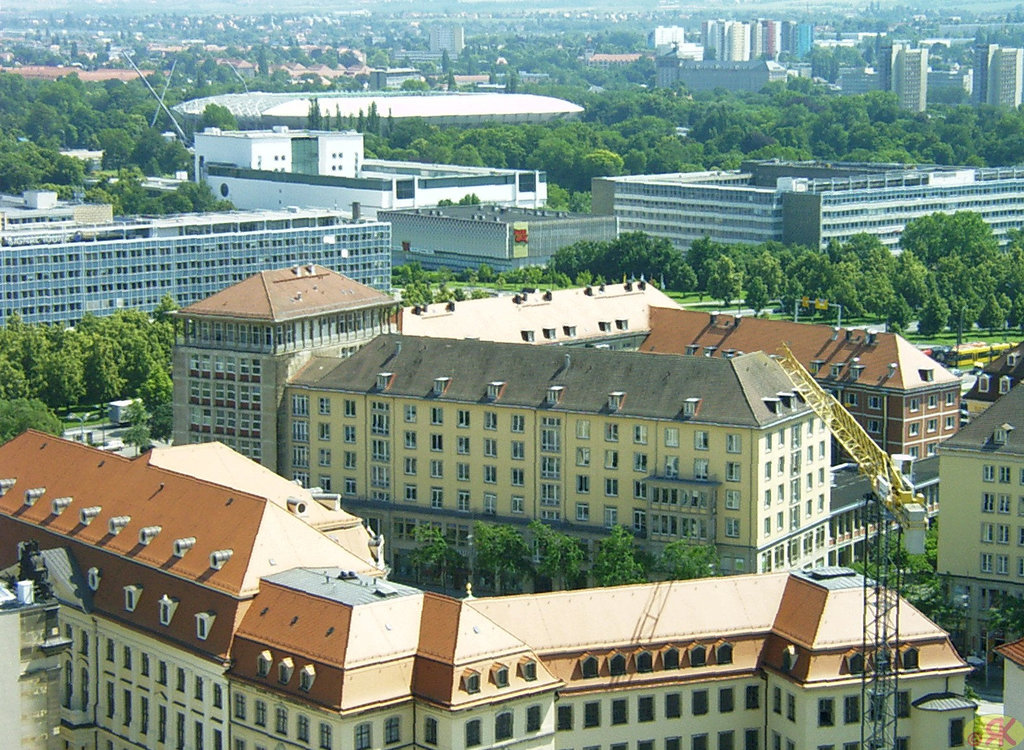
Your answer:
[177,265,395,322]
[641,308,957,391]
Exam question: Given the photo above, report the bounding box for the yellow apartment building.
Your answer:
[284,334,834,578]
[938,382,1024,657]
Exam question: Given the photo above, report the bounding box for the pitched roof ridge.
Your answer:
[260,270,277,320]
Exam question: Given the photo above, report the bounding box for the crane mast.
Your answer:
[775,344,928,750]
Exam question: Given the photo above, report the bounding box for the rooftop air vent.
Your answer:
[50,497,72,516]
[287,498,309,517]
[210,549,233,570]
[108,515,131,535]
[138,526,162,546]
[173,537,196,557]
[79,506,101,526]
[24,487,45,507]
[0,478,15,496]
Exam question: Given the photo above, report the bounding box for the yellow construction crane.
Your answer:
[775,343,929,750]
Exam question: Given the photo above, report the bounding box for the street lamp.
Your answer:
[70,412,95,443]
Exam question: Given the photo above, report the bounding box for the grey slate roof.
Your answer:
[265,567,419,607]
[941,382,1024,456]
[291,334,811,428]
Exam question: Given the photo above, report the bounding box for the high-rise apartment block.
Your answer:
[429,24,465,54]
[880,42,928,112]
[974,43,1024,107]
[171,265,398,471]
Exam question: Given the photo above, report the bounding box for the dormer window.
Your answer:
[491,664,509,687]
[717,643,733,665]
[850,364,865,381]
[847,652,865,674]
[979,375,991,393]
[608,392,625,411]
[682,398,701,417]
[1000,376,1012,394]
[810,360,824,374]
[519,659,537,682]
[158,595,179,626]
[543,327,557,340]
[433,376,450,395]
[463,670,481,694]
[195,612,215,641]
[487,381,505,401]
[685,345,699,355]
[615,319,629,331]
[781,644,798,672]
[919,368,934,382]
[299,664,316,692]
[278,657,294,684]
[123,584,142,612]
[581,656,599,678]
[598,321,612,332]
[546,386,564,405]
[994,424,1014,445]
[1008,353,1020,367]
[689,645,706,667]
[636,651,653,673]
[377,372,393,391]
[609,653,627,676]
[830,364,844,378]
[87,567,101,592]
[563,325,577,338]
[257,650,272,677]
[901,648,919,670]
[663,648,680,669]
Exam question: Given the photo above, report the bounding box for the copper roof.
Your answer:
[177,264,395,322]
[641,308,957,391]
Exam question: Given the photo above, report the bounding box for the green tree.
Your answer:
[149,402,173,442]
[744,276,770,315]
[410,525,464,592]
[0,398,62,444]
[659,541,719,580]
[592,525,646,587]
[472,522,532,594]
[917,290,951,338]
[978,293,1007,333]
[707,255,743,308]
[122,399,151,454]
[82,336,125,405]
[199,103,237,131]
[529,520,586,591]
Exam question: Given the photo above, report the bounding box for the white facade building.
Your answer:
[195,128,547,218]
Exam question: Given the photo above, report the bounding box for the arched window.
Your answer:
[690,645,706,667]
[902,648,919,670]
[581,656,599,678]
[636,651,654,673]
[609,653,627,676]
[663,648,680,670]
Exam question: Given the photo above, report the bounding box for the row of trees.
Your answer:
[546,212,1024,336]
[409,520,719,594]
[0,302,178,444]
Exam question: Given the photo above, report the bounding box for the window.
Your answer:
[584,701,600,727]
[298,715,310,743]
[576,502,590,521]
[666,692,682,718]
[818,698,835,727]
[745,685,760,710]
[320,723,334,749]
[466,719,482,747]
[690,645,706,667]
[275,706,288,735]
[694,430,709,450]
[787,693,796,721]
[254,700,267,727]
[726,518,740,538]
[720,687,735,713]
[950,718,965,748]
[610,653,627,675]
[355,722,371,750]
[692,689,708,715]
[726,434,741,453]
[527,705,542,732]
[382,717,399,745]
[694,459,709,480]
[557,705,573,731]
[665,427,680,447]
[844,695,860,724]
[693,736,709,750]
[612,698,628,725]
[424,717,438,746]
[496,712,513,741]
[719,732,735,750]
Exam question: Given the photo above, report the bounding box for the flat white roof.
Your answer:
[176,91,583,121]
